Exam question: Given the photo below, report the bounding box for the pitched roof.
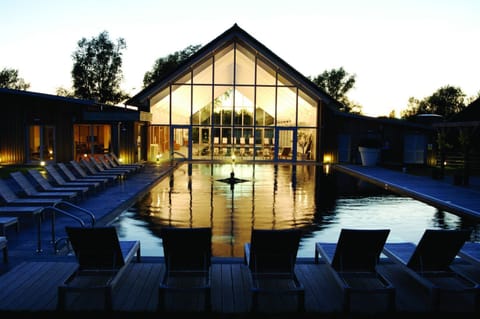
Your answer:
[126,23,342,111]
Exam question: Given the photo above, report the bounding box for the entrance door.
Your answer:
[171,126,191,160]
[275,127,295,161]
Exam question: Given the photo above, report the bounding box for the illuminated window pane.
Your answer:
[171,85,191,124]
[256,59,276,85]
[193,58,212,84]
[235,45,255,84]
[234,86,254,125]
[256,86,275,125]
[298,89,317,127]
[174,72,191,84]
[151,88,170,125]
[277,87,296,126]
[192,85,212,125]
[214,44,234,84]
[277,73,293,86]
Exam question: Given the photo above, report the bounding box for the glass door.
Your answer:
[171,126,191,160]
[275,127,295,161]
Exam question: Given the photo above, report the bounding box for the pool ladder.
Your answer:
[41,201,96,253]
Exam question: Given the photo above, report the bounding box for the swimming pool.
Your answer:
[112,163,480,257]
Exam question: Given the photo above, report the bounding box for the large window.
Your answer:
[73,124,111,161]
[28,125,55,163]
[149,42,318,162]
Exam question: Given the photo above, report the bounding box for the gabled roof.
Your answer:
[126,23,342,112]
[449,97,480,122]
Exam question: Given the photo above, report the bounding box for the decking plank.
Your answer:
[1,260,480,315]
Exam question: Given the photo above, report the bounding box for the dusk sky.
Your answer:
[1,0,479,117]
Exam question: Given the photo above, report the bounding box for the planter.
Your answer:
[358,147,380,166]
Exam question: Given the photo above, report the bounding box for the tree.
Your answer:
[143,44,201,87]
[401,85,467,120]
[55,86,74,98]
[71,31,128,104]
[0,68,30,90]
[310,67,360,113]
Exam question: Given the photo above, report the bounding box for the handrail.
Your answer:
[53,201,96,226]
[42,205,88,253]
[173,151,187,160]
[43,201,96,253]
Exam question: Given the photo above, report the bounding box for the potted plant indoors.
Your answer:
[358,134,381,166]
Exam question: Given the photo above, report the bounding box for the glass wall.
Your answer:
[149,42,318,162]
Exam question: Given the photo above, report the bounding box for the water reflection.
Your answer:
[115,163,479,257]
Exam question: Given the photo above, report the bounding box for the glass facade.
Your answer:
[148,42,318,162]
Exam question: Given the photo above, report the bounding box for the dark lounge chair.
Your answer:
[105,153,145,171]
[244,228,305,312]
[10,171,79,203]
[57,226,141,311]
[107,152,144,171]
[0,178,63,207]
[0,236,7,263]
[56,162,108,189]
[159,227,212,312]
[27,169,89,200]
[459,242,480,267]
[69,160,118,184]
[315,228,395,312]
[382,229,480,312]
[80,158,124,181]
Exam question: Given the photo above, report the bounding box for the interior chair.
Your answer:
[315,228,395,312]
[244,228,305,312]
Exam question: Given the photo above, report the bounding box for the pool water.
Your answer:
[112,163,479,257]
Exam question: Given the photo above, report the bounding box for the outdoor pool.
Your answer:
[112,163,480,257]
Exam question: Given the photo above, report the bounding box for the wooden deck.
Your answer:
[0,256,479,318]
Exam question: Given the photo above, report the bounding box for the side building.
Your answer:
[0,88,150,165]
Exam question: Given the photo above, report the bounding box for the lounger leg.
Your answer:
[105,287,113,311]
[2,246,7,263]
[157,288,165,311]
[298,290,305,312]
[251,290,259,312]
[205,288,212,312]
[57,286,66,311]
[343,289,351,312]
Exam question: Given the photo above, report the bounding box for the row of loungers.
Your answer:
[0,153,145,257]
[57,226,480,313]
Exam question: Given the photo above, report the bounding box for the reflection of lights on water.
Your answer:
[323,164,330,174]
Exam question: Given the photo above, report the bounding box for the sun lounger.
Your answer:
[57,226,141,311]
[458,242,480,267]
[56,163,108,190]
[107,152,144,171]
[0,178,64,207]
[10,171,79,203]
[80,158,123,181]
[315,228,395,312]
[158,227,212,311]
[382,229,480,312]
[27,169,89,200]
[244,228,305,312]
[69,160,118,184]
[0,236,8,263]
